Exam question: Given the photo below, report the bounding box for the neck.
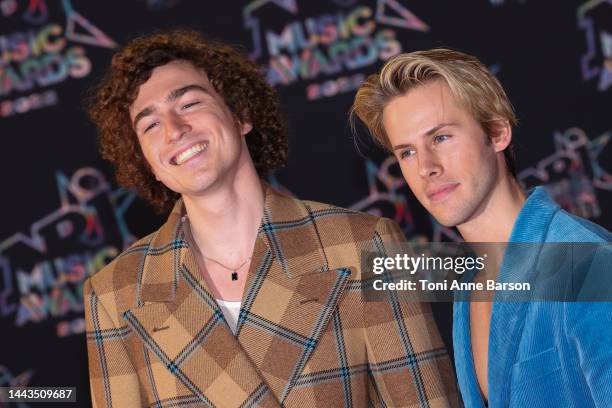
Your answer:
[458,169,526,243]
[182,160,264,263]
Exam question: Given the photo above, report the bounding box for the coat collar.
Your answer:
[507,186,559,243]
[138,182,330,303]
[125,183,350,406]
[494,187,559,288]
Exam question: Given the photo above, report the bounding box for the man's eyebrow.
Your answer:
[132,84,210,129]
[424,122,457,136]
[392,122,457,151]
[392,143,413,151]
[133,107,155,130]
[166,84,209,102]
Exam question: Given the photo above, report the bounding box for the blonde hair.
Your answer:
[351,48,518,176]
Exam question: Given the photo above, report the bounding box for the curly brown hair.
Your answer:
[87,29,288,213]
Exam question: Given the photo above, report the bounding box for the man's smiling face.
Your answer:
[382,79,501,227]
[130,60,252,198]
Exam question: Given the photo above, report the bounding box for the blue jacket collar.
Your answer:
[508,186,559,243]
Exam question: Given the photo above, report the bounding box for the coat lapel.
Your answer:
[235,185,352,403]
[487,247,538,407]
[487,187,558,407]
[123,205,280,407]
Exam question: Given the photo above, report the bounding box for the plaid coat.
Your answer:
[85,184,459,407]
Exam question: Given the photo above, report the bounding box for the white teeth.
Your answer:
[174,143,207,165]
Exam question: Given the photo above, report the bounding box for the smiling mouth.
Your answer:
[171,142,208,165]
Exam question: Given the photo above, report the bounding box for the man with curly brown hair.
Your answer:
[84,29,459,408]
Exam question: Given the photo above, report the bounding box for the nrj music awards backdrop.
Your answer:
[0,0,610,405]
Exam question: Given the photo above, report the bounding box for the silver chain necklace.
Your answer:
[202,255,251,281]
[183,215,252,281]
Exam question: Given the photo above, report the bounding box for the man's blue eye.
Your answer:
[434,134,450,143]
[400,149,415,159]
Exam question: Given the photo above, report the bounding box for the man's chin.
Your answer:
[430,211,462,228]
[435,218,460,228]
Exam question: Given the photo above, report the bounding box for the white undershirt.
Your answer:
[215,299,241,334]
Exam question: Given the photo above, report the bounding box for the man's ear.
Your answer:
[240,120,253,136]
[490,119,512,153]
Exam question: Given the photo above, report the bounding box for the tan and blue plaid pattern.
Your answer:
[85,184,459,407]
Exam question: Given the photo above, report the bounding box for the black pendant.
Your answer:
[231,272,238,281]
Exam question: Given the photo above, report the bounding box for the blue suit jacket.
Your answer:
[453,187,612,407]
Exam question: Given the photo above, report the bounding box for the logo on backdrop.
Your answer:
[488,0,528,6]
[243,0,429,100]
[0,0,116,117]
[0,168,138,337]
[518,127,611,220]
[577,0,611,91]
[137,0,181,11]
[0,364,33,408]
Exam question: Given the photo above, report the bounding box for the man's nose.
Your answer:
[165,112,191,142]
[418,148,443,179]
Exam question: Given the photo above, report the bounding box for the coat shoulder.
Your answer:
[85,231,156,310]
[547,209,611,243]
[300,199,405,274]
[302,199,402,237]
[301,199,386,232]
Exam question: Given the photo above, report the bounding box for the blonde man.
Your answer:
[352,49,612,407]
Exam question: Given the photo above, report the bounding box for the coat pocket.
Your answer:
[510,346,561,386]
[509,347,564,407]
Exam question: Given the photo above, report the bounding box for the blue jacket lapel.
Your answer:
[487,187,560,407]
